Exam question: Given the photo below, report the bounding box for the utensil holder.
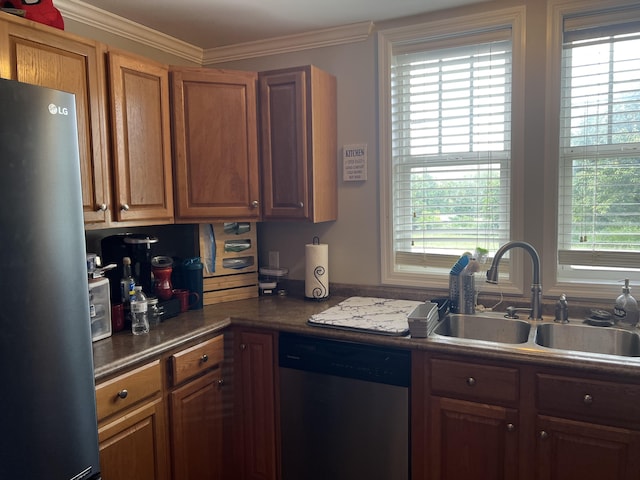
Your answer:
[449,274,475,314]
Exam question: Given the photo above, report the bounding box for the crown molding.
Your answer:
[55,0,203,64]
[55,0,373,66]
[202,21,375,65]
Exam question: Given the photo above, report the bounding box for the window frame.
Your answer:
[543,0,640,300]
[377,6,527,295]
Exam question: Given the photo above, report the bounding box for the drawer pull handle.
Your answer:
[540,430,548,440]
[117,389,128,399]
[583,394,593,405]
[201,353,209,363]
[466,377,476,387]
[506,423,515,432]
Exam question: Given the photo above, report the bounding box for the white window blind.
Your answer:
[391,33,513,272]
[557,7,640,280]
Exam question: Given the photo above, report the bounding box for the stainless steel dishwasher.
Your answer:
[279,332,410,480]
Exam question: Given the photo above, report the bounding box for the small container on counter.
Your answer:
[259,267,289,296]
[147,296,164,326]
[89,277,112,341]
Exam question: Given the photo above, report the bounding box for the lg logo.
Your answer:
[48,103,69,116]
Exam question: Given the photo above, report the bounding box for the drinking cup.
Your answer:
[173,288,200,312]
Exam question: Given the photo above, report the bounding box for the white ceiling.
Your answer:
[73,0,490,49]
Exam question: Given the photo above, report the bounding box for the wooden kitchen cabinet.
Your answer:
[430,397,519,479]
[167,334,227,480]
[535,415,640,480]
[106,49,174,224]
[233,328,278,480]
[258,65,337,222]
[170,67,260,222]
[427,357,520,480]
[96,360,169,480]
[0,14,174,227]
[415,352,640,480]
[0,12,111,228]
[534,372,640,480]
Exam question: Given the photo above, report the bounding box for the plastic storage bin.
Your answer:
[89,277,112,342]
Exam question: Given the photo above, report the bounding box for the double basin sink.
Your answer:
[429,312,640,358]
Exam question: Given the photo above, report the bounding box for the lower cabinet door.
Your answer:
[234,329,277,480]
[536,415,640,480]
[98,397,169,480]
[170,369,224,480]
[430,396,519,480]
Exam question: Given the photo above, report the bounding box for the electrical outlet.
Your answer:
[268,251,280,268]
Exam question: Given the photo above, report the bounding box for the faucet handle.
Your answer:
[505,306,519,319]
[554,294,569,323]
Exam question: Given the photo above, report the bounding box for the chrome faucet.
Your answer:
[486,241,543,320]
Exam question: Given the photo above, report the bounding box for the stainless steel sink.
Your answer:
[433,313,531,344]
[535,323,640,357]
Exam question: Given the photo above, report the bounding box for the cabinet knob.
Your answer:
[583,394,593,405]
[240,343,247,351]
[539,430,548,440]
[298,202,304,208]
[506,423,515,432]
[250,200,259,208]
[117,389,128,399]
[217,379,224,388]
[121,203,130,211]
[96,203,107,212]
[466,377,476,387]
[201,353,208,363]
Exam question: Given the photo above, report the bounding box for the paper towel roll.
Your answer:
[305,243,329,299]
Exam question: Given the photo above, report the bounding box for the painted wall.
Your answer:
[216,38,382,285]
[214,0,549,291]
[64,0,580,300]
[64,18,199,66]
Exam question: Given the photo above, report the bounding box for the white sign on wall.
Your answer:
[343,144,367,181]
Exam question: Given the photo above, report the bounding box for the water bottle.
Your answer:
[130,286,149,335]
[120,256,136,303]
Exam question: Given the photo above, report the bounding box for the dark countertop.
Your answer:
[92,295,344,381]
[93,294,640,382]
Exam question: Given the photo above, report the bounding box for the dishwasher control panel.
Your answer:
[279,332,410,387]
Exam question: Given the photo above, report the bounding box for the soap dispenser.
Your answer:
[613,279,639,326]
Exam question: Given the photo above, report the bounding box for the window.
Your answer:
[557,7,640,283]
[378,9,524,289]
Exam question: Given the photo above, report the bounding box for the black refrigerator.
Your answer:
[0,78,101,479]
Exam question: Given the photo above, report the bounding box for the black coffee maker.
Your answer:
[101,233,159,301]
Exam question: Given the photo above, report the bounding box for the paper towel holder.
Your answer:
[305,236,329,301]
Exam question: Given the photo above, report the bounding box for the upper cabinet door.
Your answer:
[0,15,111,227]
[259,65,337,223]
[107,50,174,224]
[171,67,260,222]
[259,69,309,220]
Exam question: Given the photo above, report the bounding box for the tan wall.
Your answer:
[67,0,585,299]
[214,38,381,285]
[64,18,199,66]
[215,0,550,291]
